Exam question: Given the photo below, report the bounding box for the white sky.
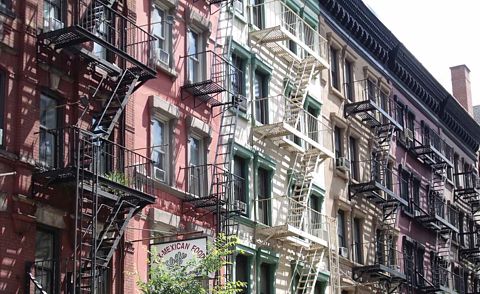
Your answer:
[362,0,480,105]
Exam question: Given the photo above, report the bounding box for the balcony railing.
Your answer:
[412,191,459,232]
[36,127,155,196]
[412,127,453,167]
[343,79,401,129]
[256,196,331,245]
[253,95,333,156]
[181,50,237,106]
[249,0,328,63]
[353,242,406,282]
[41,0,157,72]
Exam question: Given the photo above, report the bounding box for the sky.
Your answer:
[361,0,480,105]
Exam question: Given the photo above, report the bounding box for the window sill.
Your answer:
[235,214,255,227]
[329,86,345,101]
[155,61,177,78]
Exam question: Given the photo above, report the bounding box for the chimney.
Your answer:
[450,64,473,116]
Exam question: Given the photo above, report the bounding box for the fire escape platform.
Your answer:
[181,80,225,107]
[344,100,402,130]
[249,27,329,69]
[253,121,334,159]
[419,284,453,293]
[411,145,453,168]
[349,180,408,207]
[414,213,459,234]
[460,247,480,262]
[33,167,156,205]
[256,223,329,248]
[38,26,156,79]
[353,264,406,284]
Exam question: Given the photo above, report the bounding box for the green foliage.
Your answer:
[104,171,129,186]
[137,234,247,294]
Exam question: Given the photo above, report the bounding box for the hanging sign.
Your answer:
[152,237,208,269]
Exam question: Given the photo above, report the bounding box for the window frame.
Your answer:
[151,116,170,183]
[330,46,340,90]
[34,226,59,294]
[337,210,346,248]
[151,3,173,68]
[257,166,272,226]
[254,70,269,125]
[234,253,251,294]
[188,133,207,197]
[186,28,206,83]
[233,155,248,216]
[39,94,59,167]
[352,217,363,264]
[349,136,359,181]
[344,59,354,101]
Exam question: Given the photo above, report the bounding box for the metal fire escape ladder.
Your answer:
[296,249,325,294]
[91,69,140,138]
[287,153,320,228]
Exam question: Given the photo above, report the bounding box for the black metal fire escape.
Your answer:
[34,1,157,293]
[181,0,241,288]
[344,79,406,292]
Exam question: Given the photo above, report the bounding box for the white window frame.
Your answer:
[187,27,205,84]
[43,0,64,32]
[188,133,207,197]
[151,115,170,183]
[151,3,172,67]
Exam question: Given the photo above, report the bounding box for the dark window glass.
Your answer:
[396,101,404,127]
[334,127,342,159]
[35,228,56,294]
[258,167,271,226]
[259,263,272,294]
[400,170,410,203]
[367,79,376,102]
[353,218,362,263]
[39,95,58,167]
[254,72,269,124]
[235,254,249,294]
[344,60,354,101]
[337,210,346,248]
[330,47,339,90]
[233,156,247,207]
[349,137,358,180]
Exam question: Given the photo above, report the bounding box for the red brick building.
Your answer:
[0,0,235,293]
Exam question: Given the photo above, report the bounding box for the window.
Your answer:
[454,154,460,186]
[43,0,63,32]
[344,60,354,100]
[0,0,12,11]
[233,156,247,214]
[92,7,112,59]
[259,263,273,294]
[337,210,346,248]
[189,135,206,196]
[231,53,247,112]
[233,0,244,15]
[39,94,58,167]
[151,118,169,183]
[406,111,415,138]
[403,240,414,283]
[334,127,343,159]
[396,101,404,127]
[254,71,269,124]
[353,218,362,263]
[152,5,172,67]
[257,167,271,226]
[251,0,264,29]
[367,78,376,102]
[187,29,204,83]
[415,248,425,287]
[306,105,319,143]
[349,137,359,181]
[330,47,339,90]
[412,177,420,212]
[376,229,384,264]
[35,228,57,294]
[385,162,393,191]
[235,254,249,294]
[400,169,410,204]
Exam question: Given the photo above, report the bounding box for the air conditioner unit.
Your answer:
[154,167,166,182]
[404,128,414,142]
[339,247,349,258]
[233,0,243,12]
[44,17,64,32]
[336,157,351,172]
[232,199,247,214]
[153,48,170,66]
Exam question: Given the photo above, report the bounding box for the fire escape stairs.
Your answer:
[91,69,140,138]
[296,249,325,294]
